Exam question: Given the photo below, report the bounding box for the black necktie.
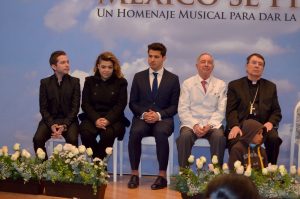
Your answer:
[152,72,158,97]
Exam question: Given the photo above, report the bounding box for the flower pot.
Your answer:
[0,178,43,194]
[181,192,205,199]
[44,181,106,199]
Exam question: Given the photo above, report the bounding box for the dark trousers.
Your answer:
[79,120,121,159]
[264,128,282,164]
[33,120,79,158]
[176,126,226,168]
[128,117,173,171]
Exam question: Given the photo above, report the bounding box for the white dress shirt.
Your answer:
[178,74,227,129]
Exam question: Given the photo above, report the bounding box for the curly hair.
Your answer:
[93,51,124,78]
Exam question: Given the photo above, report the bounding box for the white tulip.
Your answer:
[105,147,113,155]
[196,158,203,169]
[208,163,214,171]
[13,143,20,151]
[71,148,79,156]
[211,155,218,165]
[63,143,73,151]
[54,144,63,153]
[279,165,285,172]
[290,165,297,175]
[234,160,241,169]
[78,145,86,154]
[222,163,229,173]
[11,151,20,161]
[21,149,31,159]
[213,167,220,175]
[86,147,93,157]
[279,166,287,176]
[262,168,268,175]
[37,148,46,160]
[236,166,244,174]
[188,155,195,164]
[200,156,207,163]
[267,164,278,173]
[2,146,8,156]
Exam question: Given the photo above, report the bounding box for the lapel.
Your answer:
[157,69,169,97]
[206,76,215,95]
[143,70,152,99]
[50,75,60,104]
[242,77,251,105]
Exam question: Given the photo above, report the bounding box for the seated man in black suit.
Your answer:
[226,53,282,164]
[127,43,180,190]
[33,50,80,158]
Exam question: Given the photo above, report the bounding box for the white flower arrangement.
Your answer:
[0,143,112,195]
[0,144,44,182]
[173,155,300,198]
[173,154,226,196]
[43,144,112,195]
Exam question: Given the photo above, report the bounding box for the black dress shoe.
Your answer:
[128,175,139,189]
[151,176,167,190]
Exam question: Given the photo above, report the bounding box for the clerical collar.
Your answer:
[247,78,260,86]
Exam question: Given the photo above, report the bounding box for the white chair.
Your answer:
[194,138,210,148]
[193,138,210,162]
[112,139,123,182]
[138,133,174,184]
[290,101,300,167]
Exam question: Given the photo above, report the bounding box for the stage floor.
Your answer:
[0,175,182,199]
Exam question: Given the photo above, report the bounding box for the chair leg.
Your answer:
[119,140,123,176]
[113,140,117,182]
[298,144,300,168]
[49,140,54,155]
[138,161,142,178]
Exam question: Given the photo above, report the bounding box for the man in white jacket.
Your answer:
[176,53,227,167]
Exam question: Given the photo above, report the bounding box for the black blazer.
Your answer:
[39,74,80,128]
[129,69,180,120]
[226,76,282,133]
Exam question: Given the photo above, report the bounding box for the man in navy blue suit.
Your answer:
[127,43,180,190]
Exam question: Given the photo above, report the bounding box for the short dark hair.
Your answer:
[205,174,260,199]
[148,43,167,57]
[49,50,67,66]
[246,53,265,67]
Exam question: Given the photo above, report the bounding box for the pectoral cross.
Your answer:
[250,103,255,115]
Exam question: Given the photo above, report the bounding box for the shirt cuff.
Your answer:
[156,112,162,121]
